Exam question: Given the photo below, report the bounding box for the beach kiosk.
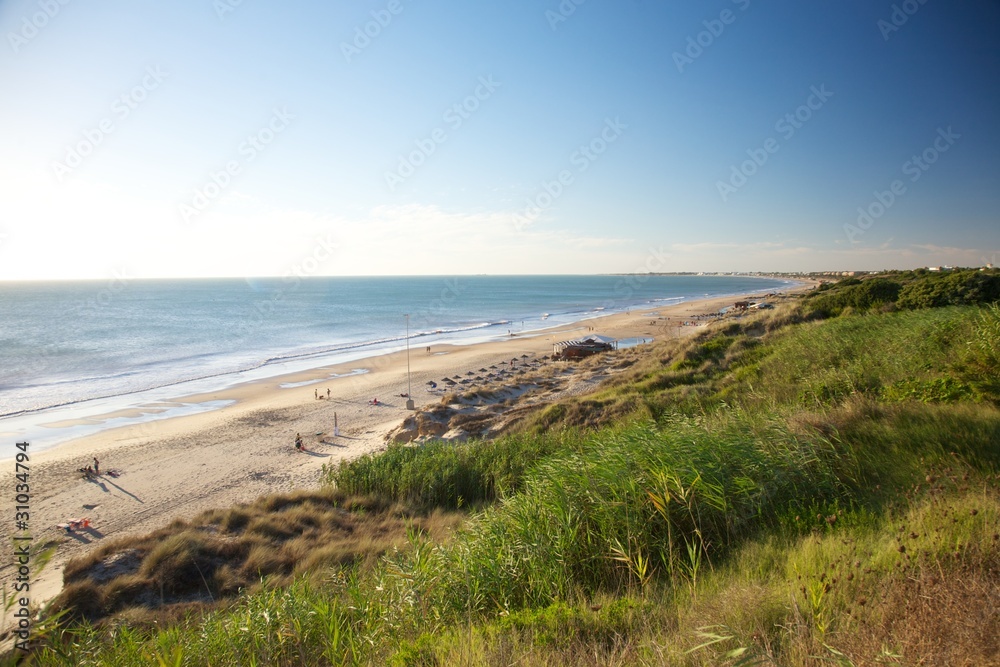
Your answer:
[553,335,616,360]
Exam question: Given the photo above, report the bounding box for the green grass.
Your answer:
[420,415,866,611]
[37,471,995,666]
[729,306,987,409]
[372,475,1000,667]
[322,429,576,509]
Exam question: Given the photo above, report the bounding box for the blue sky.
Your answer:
[1,0,998,279]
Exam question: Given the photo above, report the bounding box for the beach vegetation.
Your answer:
[806,267,999,317]
[323,431,574,509]
[16,281,1000,666]
[41,489,461,628]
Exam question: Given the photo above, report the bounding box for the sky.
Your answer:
[0,0,998,280]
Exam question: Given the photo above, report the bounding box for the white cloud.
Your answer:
[0,167,639,278]
[2,162,992,279]
[330,203,635,275]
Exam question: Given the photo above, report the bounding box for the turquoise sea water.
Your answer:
[0,275,793,450]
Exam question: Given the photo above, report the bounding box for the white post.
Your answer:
[405,313,415,410]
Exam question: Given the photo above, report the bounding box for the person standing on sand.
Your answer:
[93,457,99,475]
[327,388,330,399]
[314,389,318,399]
[295,433,303,451]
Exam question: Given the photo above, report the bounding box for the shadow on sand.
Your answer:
[101,475,144,503]
[62,525,105,543]
[64,531,92,544]
[82,525,105,539]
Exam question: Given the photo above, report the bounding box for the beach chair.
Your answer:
[58,517,92,532]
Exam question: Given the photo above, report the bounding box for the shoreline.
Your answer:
[0,275,801,457]
[0,281,814,615]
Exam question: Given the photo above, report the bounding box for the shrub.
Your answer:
[808,278,902,316]
[324,432,570,508]
[960,304,1000,402]
[50,581,105,622]
[898,270,1000,309]
[139,531,215,596]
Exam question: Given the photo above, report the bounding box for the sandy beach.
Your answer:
[0,283,812,613]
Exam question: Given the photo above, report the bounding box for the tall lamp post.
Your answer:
[405,313,414,410]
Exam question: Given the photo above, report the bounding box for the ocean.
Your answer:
[0,275,794,451]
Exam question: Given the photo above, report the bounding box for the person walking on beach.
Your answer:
[93,457,100,475]
[295,433,303,451]
[326,388,330,399]
[314,389,318,400]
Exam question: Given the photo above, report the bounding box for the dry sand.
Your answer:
[0,283,812,614]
